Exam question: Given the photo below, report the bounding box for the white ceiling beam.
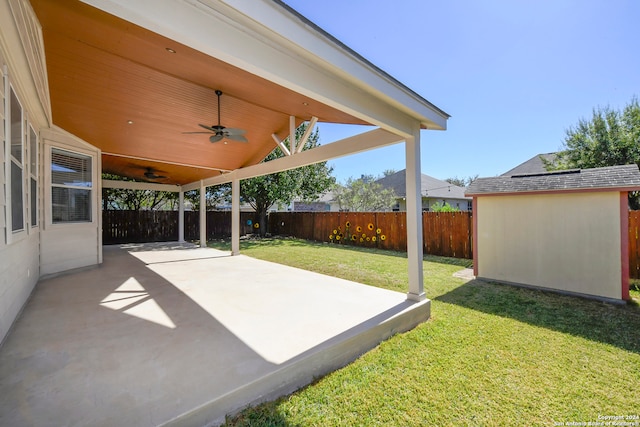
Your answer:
[182,128,405,191]
[271,133,290,156]
[102,179,181,192]
[296,116,318,153]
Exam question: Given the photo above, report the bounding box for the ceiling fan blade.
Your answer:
[209,134,224,143]
[226,134,248,143]
[198,124,218,132]
[224,128,246,136]
[182,131,213,134]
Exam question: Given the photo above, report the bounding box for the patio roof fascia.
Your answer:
[79,0,448,138]
[181,127,406,191]
[102,179,181,193]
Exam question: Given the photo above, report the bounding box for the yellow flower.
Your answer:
[368,223,374,230]
[372,236,377,242]
[356,226,363,233]
[336,235,341,241]
[360,238,364,243]
[366,237,371,241]
[362,233,367,238]
[351,235,357,241]
[254,223,260,229]
[329,235,334,240]
[333,229,338,234]
[376,228,382,234]
[346,221,351,227]
[381,235,386,241]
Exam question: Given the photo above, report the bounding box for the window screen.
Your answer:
[51,148,92,223]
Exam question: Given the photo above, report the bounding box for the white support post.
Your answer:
[405,127,426,301]
[178,189,185,243]
[231,179,240,255]
[289,115,297,153]
[199,180,206,248]
[296,116,318,153]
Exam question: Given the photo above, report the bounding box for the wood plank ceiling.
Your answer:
[30,0,368,185]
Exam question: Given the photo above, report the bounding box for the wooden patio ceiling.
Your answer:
[30,0,369,185]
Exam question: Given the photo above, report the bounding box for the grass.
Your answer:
[209,238,640,427]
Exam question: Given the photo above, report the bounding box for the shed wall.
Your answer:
[477,192,622,300]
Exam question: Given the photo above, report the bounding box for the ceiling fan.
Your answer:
[183,90,248,143]
[142,167,167,181]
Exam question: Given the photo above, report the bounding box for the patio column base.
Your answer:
[406,291,427,302]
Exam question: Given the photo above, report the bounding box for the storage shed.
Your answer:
[466,164,640,301]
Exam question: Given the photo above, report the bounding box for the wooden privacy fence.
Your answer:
[103,210,257,244]
[269,211,473,259]
[628,211,640,279]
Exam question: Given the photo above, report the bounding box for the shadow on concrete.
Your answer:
[435,278,640,354]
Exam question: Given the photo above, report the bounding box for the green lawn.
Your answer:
[209,239,640,427]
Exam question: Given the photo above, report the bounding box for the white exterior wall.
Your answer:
[0,0,46,342]
[40,128,101,277]
[476,192,622,300]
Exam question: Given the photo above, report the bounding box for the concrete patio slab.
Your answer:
[0,243,430,427]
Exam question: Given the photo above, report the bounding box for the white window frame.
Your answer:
[28,122,38,231]
[6,82,26,243]
[47,146,95,226]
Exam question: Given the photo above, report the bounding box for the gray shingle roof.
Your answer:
[466,164,640,195]
[501,153,558,176]
[376,170,470,200]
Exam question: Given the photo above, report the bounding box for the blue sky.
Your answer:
[283,0,640,183]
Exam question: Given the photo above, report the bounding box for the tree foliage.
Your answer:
[241,123,335,233]
[445,175,479,187]
[102,173,177,210]
[555,97,640,208]
[430,201,460,212]
[184,184,231,211]
[334,174,397,212]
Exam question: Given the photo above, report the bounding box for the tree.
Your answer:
[555,96,640,208]
[241,123,335,234]
[184,184,231,211]
[430,201,460,212]
[445,175,478,187]
[334,174,397,212]
[102,173,177,210]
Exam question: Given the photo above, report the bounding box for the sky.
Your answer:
[282,0,640,183]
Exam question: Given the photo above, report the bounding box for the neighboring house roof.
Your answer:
[376,170,470,200]
[501,152,558,176]
[466,164,640,195]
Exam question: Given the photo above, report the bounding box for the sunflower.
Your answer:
[376,228,382,234]
[381,235,386,241]
[333,229,338,235]
[366,237,371,241]
[329,235,334,240]
[360,238,364,243]
[346,221,351,228]
[254,223,260,229]
[372,236,377,242]
[356,226,363,233]
[351,235,357,241]
[367,223,374,230]
[362,233,367,238]
[336,235,341,241]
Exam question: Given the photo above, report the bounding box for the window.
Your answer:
[29,125,37,227]
[51,148,92,223]
[9,87,24,232]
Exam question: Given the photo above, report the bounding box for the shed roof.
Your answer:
[466,164,640,196]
